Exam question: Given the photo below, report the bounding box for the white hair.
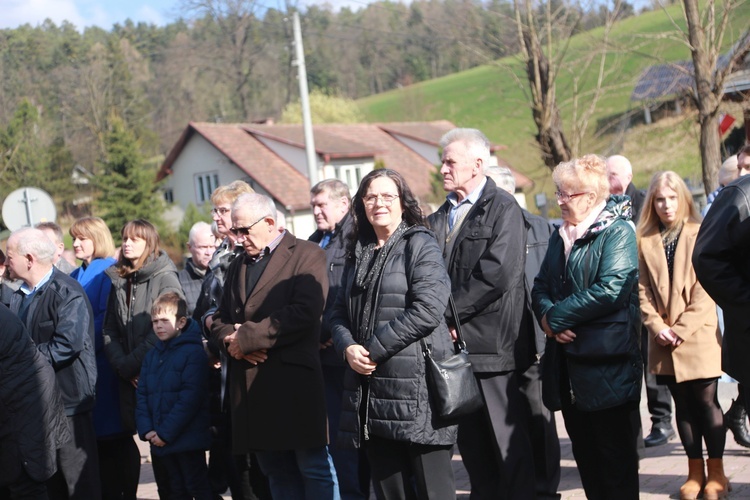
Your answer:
[188,221,213,244]
[606,155,633,176]
[11,227,56,264]
[233,193,277,222]
[485,165,516,194]
[439,128,491,164]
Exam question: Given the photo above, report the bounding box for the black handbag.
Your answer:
[421,296,483,420]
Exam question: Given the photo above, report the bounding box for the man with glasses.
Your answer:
[607,155,675,450]
[212,193,340,499]
[194,180,273,500]
[427,128,535,500]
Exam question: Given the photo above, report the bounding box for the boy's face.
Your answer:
[152,311,187,342]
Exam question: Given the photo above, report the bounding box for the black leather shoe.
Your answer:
[644,427,676,447]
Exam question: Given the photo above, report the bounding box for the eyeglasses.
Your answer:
[211,207,231,216]
[230,217,266,237]
[363,193,399,207]
[554,191,590,203]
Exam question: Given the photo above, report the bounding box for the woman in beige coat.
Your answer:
[638,171,727,500]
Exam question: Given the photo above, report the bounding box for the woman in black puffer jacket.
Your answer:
[330,169,457,500]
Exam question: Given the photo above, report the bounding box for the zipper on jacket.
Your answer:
[363,385,371,441]
[569,379,576,405]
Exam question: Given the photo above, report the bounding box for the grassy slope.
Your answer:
[357,3,750,209]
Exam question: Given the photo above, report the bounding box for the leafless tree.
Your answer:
[669,0,750,193]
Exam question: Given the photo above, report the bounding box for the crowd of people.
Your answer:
[0,128,749,500]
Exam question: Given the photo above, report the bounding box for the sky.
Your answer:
[0,0,370,30]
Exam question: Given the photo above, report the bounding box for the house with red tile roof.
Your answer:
[158,121,533,236]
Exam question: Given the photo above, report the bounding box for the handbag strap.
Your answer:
[420,294,465,358]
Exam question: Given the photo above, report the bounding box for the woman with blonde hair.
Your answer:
[69,217,138,500]
[532,154,642,498]
[637,171,727,499]
[103,219,183,498]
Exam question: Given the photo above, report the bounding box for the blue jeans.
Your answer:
[255,446,340,500]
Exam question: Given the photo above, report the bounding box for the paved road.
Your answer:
[136,381,750,499]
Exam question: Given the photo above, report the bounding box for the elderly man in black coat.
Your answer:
[5,227,100,500]
[0,303,70,499]
[428,128,535,500]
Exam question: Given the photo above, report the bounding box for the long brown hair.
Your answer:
[637,171,701,245]
[116,219,161,276]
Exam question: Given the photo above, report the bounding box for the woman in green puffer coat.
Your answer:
[532,154,643,500]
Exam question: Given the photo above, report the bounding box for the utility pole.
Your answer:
[292,11,318,186]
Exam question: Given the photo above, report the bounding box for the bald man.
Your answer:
[607,155,675,449]
[606,155,646,222]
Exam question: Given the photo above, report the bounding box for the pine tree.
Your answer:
[95,112,165,237]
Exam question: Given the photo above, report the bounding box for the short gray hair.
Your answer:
[485,165,516,194]
[233,193,277,222]
[439,128,491,164]
[311,179,351,201]
[11,227,56,264]
[188,221,213,244]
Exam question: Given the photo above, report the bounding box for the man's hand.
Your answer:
[319,338,334,350]
[345,345,377,376]
[130,376,139,388]
[242,350,268,365]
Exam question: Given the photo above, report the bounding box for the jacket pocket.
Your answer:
[37,320,56,343]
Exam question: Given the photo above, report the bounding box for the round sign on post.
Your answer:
[2,187,57,232]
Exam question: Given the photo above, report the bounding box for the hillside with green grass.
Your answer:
[357,3,750,211]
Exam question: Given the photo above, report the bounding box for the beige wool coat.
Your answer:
[638,220,722,383]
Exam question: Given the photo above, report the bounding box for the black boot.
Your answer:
[724,398,750,448]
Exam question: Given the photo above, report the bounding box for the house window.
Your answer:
[194,172,220,204]
[338,165,363,190]
[163,188,174,204]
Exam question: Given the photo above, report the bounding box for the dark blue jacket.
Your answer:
[135,318,210,456]
[72,258,124,438]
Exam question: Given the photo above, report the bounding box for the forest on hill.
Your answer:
[0,0,643,223]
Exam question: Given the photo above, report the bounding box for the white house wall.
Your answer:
[390,134,440,165]
[162,133,316,235]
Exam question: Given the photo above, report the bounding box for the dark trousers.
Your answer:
[97,435,140,500]
[159,450,213,500]
[323,364,370,500]
[457,371,536,500]
[46,412,101,500]
[641,326,673,430]
[518,362,561,499]
[365,436,454,500]
[561,396,640,500]
[0,469,48,500]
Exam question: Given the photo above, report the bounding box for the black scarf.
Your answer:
[353,221,410,343]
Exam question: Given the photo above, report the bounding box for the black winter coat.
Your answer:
[330,226,458,449]
[693,174,750,386]
[428,178,530,372]
[8,268,97,416]
[0,303,70,485]
[103,251,183,431]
